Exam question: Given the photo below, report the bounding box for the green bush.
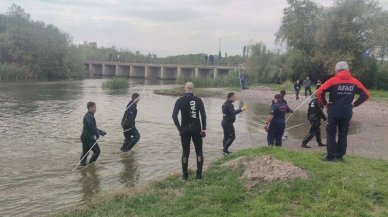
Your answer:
[0,63,31,81]
[102,77,128,89]
[179,70,241,88]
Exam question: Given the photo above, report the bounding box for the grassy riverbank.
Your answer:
[154,86,224,97]
[59,147,388,217]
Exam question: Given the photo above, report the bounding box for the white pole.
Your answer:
[72,138,101,170]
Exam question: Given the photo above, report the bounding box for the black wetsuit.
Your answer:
[267,102,292,146]
[222,100,242,152]
[80,112,104,165]
[121,100,140,152]
[294,83,301,100]
[172,92,207,179]
[302,98,327,147]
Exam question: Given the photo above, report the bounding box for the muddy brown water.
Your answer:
[0,79,361,216]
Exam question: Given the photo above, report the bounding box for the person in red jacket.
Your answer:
[317,61,370,161]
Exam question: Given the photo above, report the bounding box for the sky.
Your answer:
[1,0,388,56]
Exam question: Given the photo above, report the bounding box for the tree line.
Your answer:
[0,4,85,80]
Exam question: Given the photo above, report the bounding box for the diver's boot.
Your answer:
[196,155,203,180]
[181,157,188,181]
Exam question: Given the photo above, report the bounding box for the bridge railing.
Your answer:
[83,58,241,67]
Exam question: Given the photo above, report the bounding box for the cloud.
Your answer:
[0,0,387,56]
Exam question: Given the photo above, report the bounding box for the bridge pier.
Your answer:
[103,64,116,76]
[130,65,146,78]
[161,67,177,80]
[178,67,195,79]
[145,66,162,79]
[214,68,230,79]
[90,64,102,76]
[116,64,130,77]
[195,68,213,79]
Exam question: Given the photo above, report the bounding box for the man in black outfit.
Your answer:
[222,92,247,155]
[301,97,327,148]
[294,80,301,100]
[80,102,106,166]
[121,93,141,152]
[172,82,207,180]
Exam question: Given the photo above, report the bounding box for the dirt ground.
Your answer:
[239,86,388,160]
[222,155,309,188]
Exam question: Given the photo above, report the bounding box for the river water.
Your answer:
[0,79,360,216]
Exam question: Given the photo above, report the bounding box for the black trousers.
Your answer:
[267,122,285,146]
[302,121,322,145]
[80,136,100,165]
[295,90,300,100]
[122,127,140,152]
[222,120,235,152]
[305,87,312,97]
[326,106,352,160]
[181,130,203,178]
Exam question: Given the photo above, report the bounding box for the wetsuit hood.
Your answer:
[335,70,351,80]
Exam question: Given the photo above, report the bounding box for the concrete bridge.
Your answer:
[84,61,238,80]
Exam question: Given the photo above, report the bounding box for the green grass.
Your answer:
[101,78,129,89]
[370,89,388,102]
[59,147,388,217]
[154,86,224,97]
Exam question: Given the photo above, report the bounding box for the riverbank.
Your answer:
[239,86,388,160]
[58,147,388,217]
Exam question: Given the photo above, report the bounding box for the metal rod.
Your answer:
[285,89,318,123]
[285,122,307,131]
[72,138,101,171]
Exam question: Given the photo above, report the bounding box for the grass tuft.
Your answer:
[101,77,129,89]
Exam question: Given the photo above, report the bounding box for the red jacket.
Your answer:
[317,70,370,107]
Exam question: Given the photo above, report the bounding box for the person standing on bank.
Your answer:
[172,82,207,180]
[304,77,312,97]
[221,92,248,155]
[317,61,370,161]
[80,102,106,166]
[240,71,248,90]
[301,96,327,148]
[121,93,141,152]
[316,79,322,90]
[294,80,301,100]
[264,94,293,146]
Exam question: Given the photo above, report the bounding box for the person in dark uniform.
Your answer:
[316,79,322,90]
[80,102,106,166]
[172,82,207,180]
[264,94,293,146]
[301,97,327,148]
[272,90,288,105]
[304,77,312,97]
[240,71,248,90]
[221,92,247,155]
[294,80,301,100]
[317,61,370,161]
[121,93,141,152]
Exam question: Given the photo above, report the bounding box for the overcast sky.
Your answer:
[1,0,388,56]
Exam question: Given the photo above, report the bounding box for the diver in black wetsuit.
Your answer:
[80,102,106,166]
[121,93,141,152]
[172,82,207,180]
[221,92,247,155]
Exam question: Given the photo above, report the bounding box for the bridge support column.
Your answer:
[145,66,162,79]
[116,65,130,77]
[161,67,178,80]
[103,64,116,76]
[90,64,102,77]
[178,67,195,80]
[130,65,146,78]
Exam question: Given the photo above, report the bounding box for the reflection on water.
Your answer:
[119,152,139,188]
[80,166,100,203]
